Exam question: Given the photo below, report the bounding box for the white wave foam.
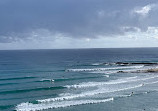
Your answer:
[18,76,158,111]
[90,84,143,95]
[145,80,158,85]
[66,75,158,89]
[38,94,82,102]
[16,76,158,111]
[103,75,110,78]
[40,79,54,82]
[66,65,144,72]
[116,94,132,98]
[122,94,132,97]
[66,76,138,88]
[16,98,114,111]
[37,83,143,103]
[91,63,101,66]
[91,71,117,74]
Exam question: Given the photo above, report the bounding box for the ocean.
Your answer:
[1,48,158,111]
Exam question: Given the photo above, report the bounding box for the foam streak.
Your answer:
[16,98,114,111]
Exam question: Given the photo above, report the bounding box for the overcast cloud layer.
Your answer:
[0,0,158,49]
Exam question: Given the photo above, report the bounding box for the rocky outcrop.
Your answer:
[117,68,158,73]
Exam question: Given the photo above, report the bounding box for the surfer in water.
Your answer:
[130,92,134,96]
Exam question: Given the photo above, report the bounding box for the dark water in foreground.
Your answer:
[1,48,158,111]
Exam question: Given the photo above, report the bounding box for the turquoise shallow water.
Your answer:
[1,48,158,111]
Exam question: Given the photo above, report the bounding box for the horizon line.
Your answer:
[0,47,158,51]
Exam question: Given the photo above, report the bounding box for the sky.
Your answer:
[1,0,158,49]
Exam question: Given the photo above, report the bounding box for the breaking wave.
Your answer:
[65,76,138,88]
[16,98,114,111]
[66,65,144,72]
[39,79,54,82]
[15,77,158,111]
[37,83,143,104]
[65,75,158,89]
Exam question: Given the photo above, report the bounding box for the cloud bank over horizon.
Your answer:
[1,0,158,49]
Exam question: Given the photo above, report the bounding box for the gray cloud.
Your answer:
[0,0,158,43]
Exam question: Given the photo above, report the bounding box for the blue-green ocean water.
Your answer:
[1,48,158,111]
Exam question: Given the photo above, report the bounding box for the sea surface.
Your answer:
[1,48,158,111]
